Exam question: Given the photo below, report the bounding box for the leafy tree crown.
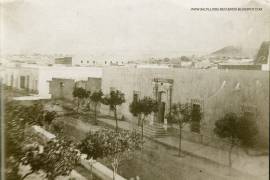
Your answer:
[90,90,103,103]
[78,128,142,159]
[129,97,158,117]
[102,90,125,110]
[214,112,258,147]
[72,87,90,99]
[167,103,191,124]
[22,139,80,180]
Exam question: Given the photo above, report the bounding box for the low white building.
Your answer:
[3,63,102,98]
[72,54,126,67]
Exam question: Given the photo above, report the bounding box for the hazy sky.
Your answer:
[1,0,270,59]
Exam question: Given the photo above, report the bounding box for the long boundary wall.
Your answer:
[101,67,269,148]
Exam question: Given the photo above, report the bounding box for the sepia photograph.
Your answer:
[0,0,269,179]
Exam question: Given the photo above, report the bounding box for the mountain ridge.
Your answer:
[210,46,257,58]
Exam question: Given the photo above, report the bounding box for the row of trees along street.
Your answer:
[72,87,125,129]
[72,86,259,168]
[129,97,258,167]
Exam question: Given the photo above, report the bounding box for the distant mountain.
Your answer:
[210,46,257,58]
[254,41,270,64]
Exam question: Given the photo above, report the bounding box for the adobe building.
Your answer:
[48,77,102,101]
[49,78,75,101]
[101,66,269,148]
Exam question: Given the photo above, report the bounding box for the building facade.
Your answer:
[101,67,269,148]
[3,64,102,98]
[48,77,102,101]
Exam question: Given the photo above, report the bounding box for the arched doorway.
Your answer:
[152,78,173,124]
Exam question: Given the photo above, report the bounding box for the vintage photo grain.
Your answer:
[0,0,269,180]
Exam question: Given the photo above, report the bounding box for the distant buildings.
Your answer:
[217,41,270,71]
[72,55,126,67]
[55,57,72,66]
[218,64,262,70]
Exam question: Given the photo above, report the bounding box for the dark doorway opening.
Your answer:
[157,92,166,123]
[20,76,26,89]
[158,102,165,123]
[190,104,201,133]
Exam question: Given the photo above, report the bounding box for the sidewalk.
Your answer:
[97,118,269,178]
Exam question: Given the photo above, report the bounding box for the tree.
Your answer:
[214,112,257,167]
[14,102,45,126]
[21,139,80,180]
[90,90,103,125]
[237,115,258,149]
[78,128,142,180]
[102,90,125,131]
[44,110,57,130]
[6,156,22,180]
[44,111,57,125]
[5,102,45,165]
[72,87,90,112]
[5,104,25,180]
[129,97,158,145]
[167,103,191,157]
[4,101,58,179]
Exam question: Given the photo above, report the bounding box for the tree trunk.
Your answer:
[138,114,141,126]
[112,158,118,180]
[88,100,91,111]
[21,171,34,180]
[77,98,80,112]
[228,139,234,167]
[114,107,118,131]
[141,116,145,151]
[90,163,93,180]
[178,122,182,157]
[94,103,97,125]
[115,159,118,180]
[113,170,115,180]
